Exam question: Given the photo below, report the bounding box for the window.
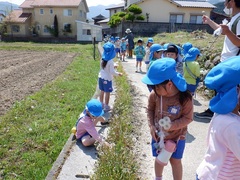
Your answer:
[11,25,20,32]
[63,23,71,32]
[80,10,82,17]
[82,29,91,35]
[114,10,117,13]
[44,25,49,33]
[37,25,41,31]
[63,9,72,16]
[40,9,44,15]
[170,14,183,23]
[50,9,53,14]
[190,15,202,24]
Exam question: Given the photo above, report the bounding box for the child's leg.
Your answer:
[170,158,182,180]
[104,92,110,106]
[81,135,96,146]
[154,159,164,178]
[139,61,142,71]
[99,90,105,106]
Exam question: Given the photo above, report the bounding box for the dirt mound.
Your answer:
[0,50,77,116]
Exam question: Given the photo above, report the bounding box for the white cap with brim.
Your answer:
[142,58,187,92]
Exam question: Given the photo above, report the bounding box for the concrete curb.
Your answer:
[46,134,75,179]
[46,42,103,180]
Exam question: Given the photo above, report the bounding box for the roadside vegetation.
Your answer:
[0,30,224,179]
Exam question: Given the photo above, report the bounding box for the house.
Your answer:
[3,0,92,42]
[124,0,215,24]
[104,0,216,36]
[98,3,124,35]
[0,13,5,23]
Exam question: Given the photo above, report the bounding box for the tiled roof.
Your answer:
[19,0,34,8]
[172,0,216,8]
[20,0,82,8]
[4,9,31,23]
[105,3,124,10]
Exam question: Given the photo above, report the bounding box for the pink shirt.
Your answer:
[197,113,240,179]
[76,115,102,142]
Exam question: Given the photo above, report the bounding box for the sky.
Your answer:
[0,0,124,6]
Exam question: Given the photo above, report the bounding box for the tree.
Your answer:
[53,15,59,37]
[125,4,145,22]
[108,12,126,28]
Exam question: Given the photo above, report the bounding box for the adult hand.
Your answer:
[220,24,230,35]
[202,15,211,24]
[118,72,123,76]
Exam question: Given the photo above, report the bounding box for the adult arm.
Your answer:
[202,15,220,30]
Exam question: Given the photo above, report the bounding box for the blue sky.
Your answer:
[0,0,123,6]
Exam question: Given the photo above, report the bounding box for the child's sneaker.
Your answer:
[101,121,110,126]
[139,68,142,73]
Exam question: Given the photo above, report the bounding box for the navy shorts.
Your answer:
[115,48,120,53]
[151,138,185,159]
[77,132,91,141]
[98,78,113,92]
[136,57,143,62]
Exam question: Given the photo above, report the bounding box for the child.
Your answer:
[196,56,240,180]
[114,37,121,58]
[165,43,184,75]
[183,47,201,96]
[99,42,122,111]
[134,38,146,73]
[182,42,193,57]
[120,38,127,61]
[141,58,193,180]
[75,99,110,147]
[148,44,164,68]
[144,38,154,70]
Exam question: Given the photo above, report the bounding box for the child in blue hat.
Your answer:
[75,99,110,147]
[134,38,146,72]
[99,42,123,112]
[182,42,193,56]
[196,56,240,180]
[165,43,184,75]
[142,58,193,180]
[144,38,154,71]
[183,47,201,95]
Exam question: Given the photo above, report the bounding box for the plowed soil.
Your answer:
[0,50,77,116]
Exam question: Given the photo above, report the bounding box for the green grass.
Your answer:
[93,65,138,180]
[0,43,100,179]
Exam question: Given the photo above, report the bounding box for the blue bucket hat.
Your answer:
[102,42,116,61]
[149,44,164,60]
[147,38,154,44]
[142,58,187,92]
[184,47,202,61]
[182,42,193,55]
[86,99,104,117]
[204,56,240,114]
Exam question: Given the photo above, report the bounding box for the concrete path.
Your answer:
[47,55,211,180]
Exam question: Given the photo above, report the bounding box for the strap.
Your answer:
[231,15,240,35]
[185,62,197,79]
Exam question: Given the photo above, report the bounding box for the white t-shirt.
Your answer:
[98,59,119,81]
[221,12,240,61]
[196,113,240,180]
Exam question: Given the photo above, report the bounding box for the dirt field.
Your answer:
[0,50,78,116]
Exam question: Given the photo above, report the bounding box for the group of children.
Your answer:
[136,38,201,96]
[74,42,122,147]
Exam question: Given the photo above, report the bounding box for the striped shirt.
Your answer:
[197,113,240,180]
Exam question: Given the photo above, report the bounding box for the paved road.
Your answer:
[47,55,211,180]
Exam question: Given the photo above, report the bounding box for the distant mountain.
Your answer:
[0,1,19,15]
[87,4,112,20]
[208,0,224,5]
